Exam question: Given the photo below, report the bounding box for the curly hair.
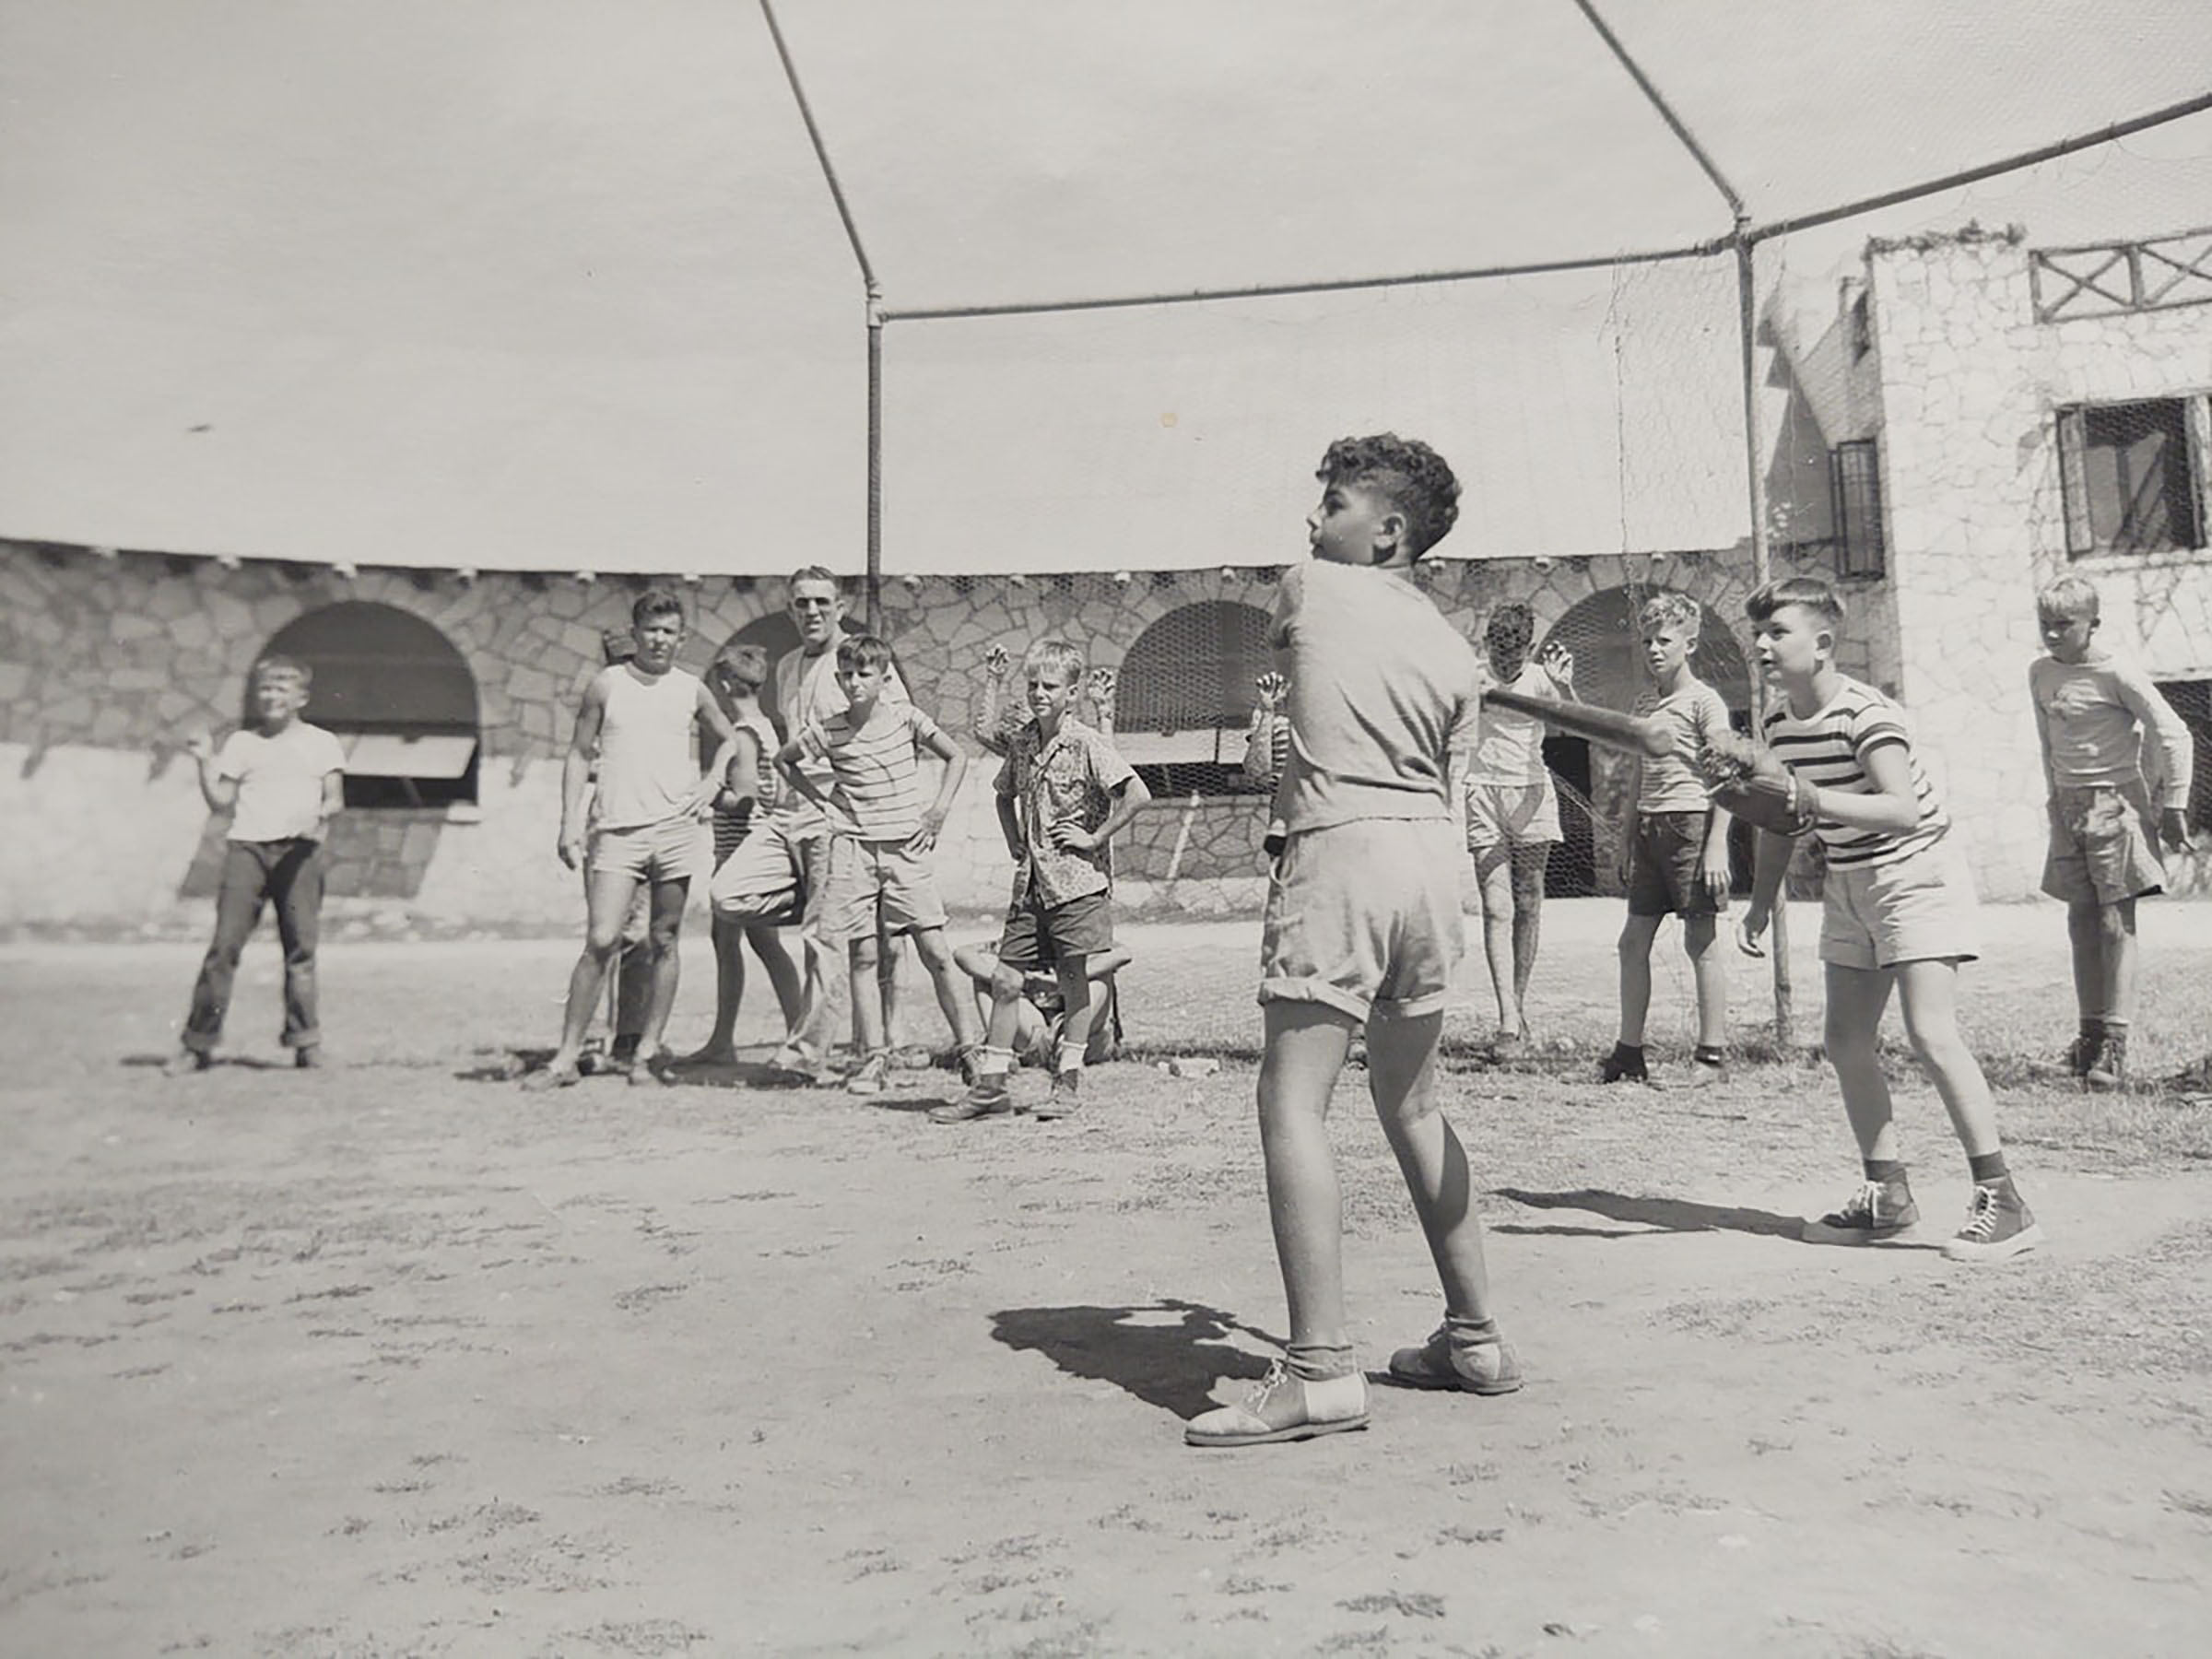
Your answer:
[1316,433,1461,558]
[1485,601,1535,653]
[1636,590,1702,638]
[711,641,771,693]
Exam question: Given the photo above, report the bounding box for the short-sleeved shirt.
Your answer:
[1762,676,1947,869]
[592,665,707,831]
[1267,559,1482,835]
[2030,651,2194,809]
[798,700,947,841]
[218,722,347,842]
[1633,679,1734,812]
[774,647,909,796]
[1469,660,1570,787]
[995,717,1137,906]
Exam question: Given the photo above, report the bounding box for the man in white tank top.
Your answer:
[525,588,737,1089]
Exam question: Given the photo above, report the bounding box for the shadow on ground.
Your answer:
[1492,1186,1805,1240]
[989,1299,1283,1419]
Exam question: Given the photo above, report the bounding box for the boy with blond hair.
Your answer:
[774,634,982,1096]
[2030,574,2194,1091]
[935,639,1149,1124]
[1601,591,1735,1086]
[1186,434,1523,1450]
[1736,576,2041,1263]
[168,654,347,1073]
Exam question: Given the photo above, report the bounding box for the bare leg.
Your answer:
[745,923,806,1039]
[1893,959,2002,1159]
[1614,912,1663,1047]
[681,916,746,1064]
[1052,951,1095,1065]
[1473,846,1517,1036]
[909,926,981,1050]
[1683,912,1728,1050]
[2098,899,2138,1027]
[1367,1010,1493,1322]
[848,934,886,1058]
[1507,843,1548,1029]
[1257,1000,1357,1351]
[1824,963,1900,1162]
[536,866,643,1079]
[2065,900,2101,1023]
[633,877,689,1060]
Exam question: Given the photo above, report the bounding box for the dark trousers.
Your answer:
[182,839,324,1053]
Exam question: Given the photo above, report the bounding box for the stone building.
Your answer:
[1767,222,2212,899]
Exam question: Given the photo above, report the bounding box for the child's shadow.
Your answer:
[1491,1186,1806,1240]
[988,1298,1281,1418]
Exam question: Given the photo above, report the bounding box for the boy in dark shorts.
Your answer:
[1602,592,1735,1085]
[934,640,1149,1124]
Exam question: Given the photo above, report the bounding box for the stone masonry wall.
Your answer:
[3,539,1785,935]
[1865,230,2212,898]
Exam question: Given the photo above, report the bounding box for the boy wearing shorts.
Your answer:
[1601,592,1734,1085]
[527,588,735,1089]
[168,655,346,1073]
[1465,603,1576,1053]
[1186,434,1523,1449]
[2030,575,2194,1092]
[680,643,806,1068]
[935,640,1149,1123]
[774,634,982,1096]
[1738,577,2041,1263]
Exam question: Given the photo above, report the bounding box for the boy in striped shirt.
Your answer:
[1738,577,2041,1264]
[774,634,982,1096]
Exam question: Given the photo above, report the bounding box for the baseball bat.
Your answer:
[1481,685,1674,759]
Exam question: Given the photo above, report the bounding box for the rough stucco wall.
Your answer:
[4,539,1774,935]
[1866,232,2212,899]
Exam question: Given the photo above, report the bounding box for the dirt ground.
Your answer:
[3,900,2209,1657]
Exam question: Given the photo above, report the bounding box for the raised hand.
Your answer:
[1253,671,1288,711]
[982,644,1012,678]
[1088,666,1118,709]
[1537,640,1574,687]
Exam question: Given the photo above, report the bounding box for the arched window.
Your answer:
[264,602,480,808]
[1538,586,1750,715]
[1112,600,1274,797]
[712,612,869,735]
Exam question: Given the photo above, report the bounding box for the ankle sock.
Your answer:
[1864,1159,1908,1185]
[1286,1342,1358,1382]
[1968,1150,2010,1184]
[1054,1044,1086,1077]
[973,1045,1015,1081]
[1692,1044,1725,1067]
[1442,1314,1501,1349]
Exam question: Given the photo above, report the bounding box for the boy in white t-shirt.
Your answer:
[168,655,347,1074]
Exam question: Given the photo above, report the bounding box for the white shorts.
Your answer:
[1259,818,1464,1023]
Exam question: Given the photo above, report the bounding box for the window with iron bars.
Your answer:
[2157,679,2212,836]
[1829,439,1886,579]
[2056,397,2210,559]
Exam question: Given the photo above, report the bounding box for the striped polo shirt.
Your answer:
[1761,676,1947,869]
[799,700,948,841]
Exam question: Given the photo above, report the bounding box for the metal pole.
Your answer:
[866,286,884,633]
[1735,223,1792,1047]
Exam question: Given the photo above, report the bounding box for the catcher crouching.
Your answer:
[1737,576,2043,1265]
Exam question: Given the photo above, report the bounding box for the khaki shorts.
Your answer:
[821,836,947,943]
[2041,782,2166,906]
[1259,818,1464,1022]
[1465,780,1561,852]
[709,810,823,927]
[589,817,703,886]
[1820,834,1980,971]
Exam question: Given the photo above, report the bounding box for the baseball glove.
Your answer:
[1698,731,1819,838]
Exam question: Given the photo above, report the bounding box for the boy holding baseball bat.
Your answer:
[1185,434,1523,1450]
[1722,576,2041,1263]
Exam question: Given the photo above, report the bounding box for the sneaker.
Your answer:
[1941,1182,2045,1264]
[520,1060,582,1092]
[163,1048,212,1077]
[1183,1360,1370,1448]
[1802,1179,1921,1244]
[888,1044,937,1072]
[1598,1043,1649,1085]
[1385,1325,1524,1395]
[844,1053,890,1096]
[929,1076,1014,1124]
[765,1043,819,1083]
[293,1046,324,1071]
[2085,1029,2129,1094]
[1688,1046,1727,1087]
[1035,1070,1081,1121]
